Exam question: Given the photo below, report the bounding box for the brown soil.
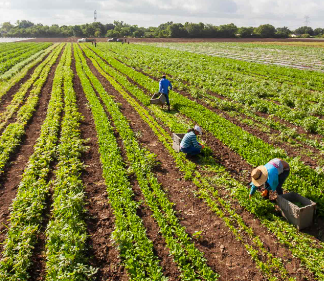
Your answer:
[72,55,128,281]
[0,47,61,259]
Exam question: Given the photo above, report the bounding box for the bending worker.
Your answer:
[180,125,204,156]
[159,75,172,111]
[249,158,290,199]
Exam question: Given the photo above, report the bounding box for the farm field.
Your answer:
[150,41,324,71]
[0,41,323,280]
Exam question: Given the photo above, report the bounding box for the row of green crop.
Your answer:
[0,43,39,62]
[152,42,324,92]
[82,43,324,280]
[0,44,60,133]
[0,43,38,61]
[100,43,324,135]
[45,43,96,280]
[85,44,324,216]
[0,43,27,55]
[74,44,167,281]
[0,44,66,280]
[0,44,57,101]
[76,43,219,280]
[0,44,63,177]
[0,44,54,81]
[83,46,296,280]
[98,44,324,159]
[0,43,52,75]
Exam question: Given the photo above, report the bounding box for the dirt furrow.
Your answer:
[72,54,129,281]
[0,48,62,257]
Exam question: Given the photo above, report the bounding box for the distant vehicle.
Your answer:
[107,37,124,42]
[77,38,96,43]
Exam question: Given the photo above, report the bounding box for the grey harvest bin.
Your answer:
[276,192,316,230]
[150,93,166,105]
[172,133,185,152]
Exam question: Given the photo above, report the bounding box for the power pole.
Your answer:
[94,10,97,22]
[304,15,310,26]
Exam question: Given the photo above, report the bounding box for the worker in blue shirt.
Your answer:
[159,75,172,111]
[249,158,290,199]
[180,125,204,156]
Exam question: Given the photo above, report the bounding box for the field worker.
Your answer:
[180,125,204,156]
[159,75,172,111]
[249,158,290,199]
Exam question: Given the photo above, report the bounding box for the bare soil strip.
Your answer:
[0,49,61,255]
[72,56,129,281]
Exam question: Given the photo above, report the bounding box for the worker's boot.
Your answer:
[168,105,170,111]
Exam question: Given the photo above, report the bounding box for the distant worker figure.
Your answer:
[180,125,204,156]
[249,158,290,199]
[159,75,172,111]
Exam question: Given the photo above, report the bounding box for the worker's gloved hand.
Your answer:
[249,194,252,199]
[261,189,269,198]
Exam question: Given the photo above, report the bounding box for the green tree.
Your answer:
[294,26,314,36]
[238,26,254,38]
[168,23,188,38]
[314,28,324,36]
[218,23,237,37]
[276,26,291,38]
[254,24,276,38]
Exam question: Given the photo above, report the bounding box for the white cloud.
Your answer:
[0,0,323,28]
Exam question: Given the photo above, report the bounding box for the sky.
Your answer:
[0,0,323,29]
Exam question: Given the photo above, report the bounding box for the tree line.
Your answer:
[1,20,323,38]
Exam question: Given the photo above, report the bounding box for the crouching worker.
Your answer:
[249,158,290,199]
[180,125,204,156]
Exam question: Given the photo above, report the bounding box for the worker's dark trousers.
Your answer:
[276,169,290,195]
[180,146,201,156]
[163,93,170,106]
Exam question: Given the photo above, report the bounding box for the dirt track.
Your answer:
[23,37,324,43]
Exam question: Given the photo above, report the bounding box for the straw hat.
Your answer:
[251,166,268,187]
[194,125,202,135]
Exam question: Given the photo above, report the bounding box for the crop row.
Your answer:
[0,44,63,177]
[45,43,96,280]
[100,43,324,135]
[81,43,324,280]
[0,44,57,101]
[0,44,66,280]
[0,43,38,61]
[74,44,167,280]
[0,43,52,75]
[0,43,44,63]
[0,44,60,132]
[84,46,296,280]
[84,44,324,216]
[151,42,324,90]
[0,43,26,54]
[96,44,324,161]
[76,43,219,280]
